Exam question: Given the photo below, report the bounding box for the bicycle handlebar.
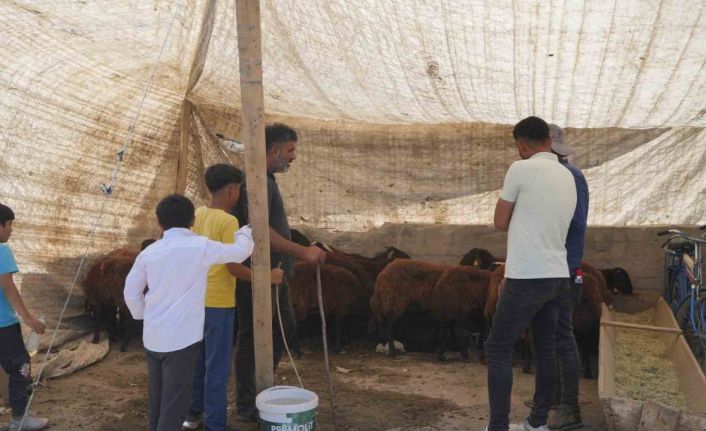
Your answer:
[659,229,706,245]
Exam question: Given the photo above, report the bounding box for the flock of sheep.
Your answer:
[80,230,634,377]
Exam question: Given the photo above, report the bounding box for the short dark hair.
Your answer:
[265,123,297,151]
[204,164,244,193]
[513,116,550,144]
[155,194,194,230]
[140,239,157,251]
[0,203,15,227]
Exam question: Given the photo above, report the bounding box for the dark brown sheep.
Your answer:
[370,259,452,356]
[581,260,613,304]
[573,272,603,378]
[430,265,491,361]
[288,262,367,352]
[82,251,138,351]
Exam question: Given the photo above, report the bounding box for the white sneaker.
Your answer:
[181,413,202,430]
[522,419,549,431]
[9,415,49,431]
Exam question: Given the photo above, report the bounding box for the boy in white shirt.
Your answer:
[124,194,255,431]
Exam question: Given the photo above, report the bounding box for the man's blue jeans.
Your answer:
[486,278,569,431]
[189,307,235,431]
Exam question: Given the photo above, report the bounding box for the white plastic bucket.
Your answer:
[256,385,319,431]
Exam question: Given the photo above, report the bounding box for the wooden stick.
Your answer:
[236,0,274,392]
[175,99,192,194]
[600,320,682,335]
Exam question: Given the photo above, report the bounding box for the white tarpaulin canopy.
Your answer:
[0,0,704,316]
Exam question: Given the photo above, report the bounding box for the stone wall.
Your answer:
[297,224,703,293]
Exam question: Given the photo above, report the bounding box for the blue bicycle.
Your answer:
[659,227,706,366]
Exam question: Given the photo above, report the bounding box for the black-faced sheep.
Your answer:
[600,267,633,295]
[460,248,502,269]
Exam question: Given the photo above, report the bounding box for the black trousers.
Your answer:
[486,278,570,430]
[554,280,582,411]
[145,342,199,431]
[234,280,298,416]
[0,323,31,418]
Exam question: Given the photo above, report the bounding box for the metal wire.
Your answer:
[16,2,182,429]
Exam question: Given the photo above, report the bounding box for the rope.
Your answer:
[316,264,339,430]
[275,276,304,388]
[17,3,182,429]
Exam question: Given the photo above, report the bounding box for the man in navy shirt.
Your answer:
[547,124,589,430]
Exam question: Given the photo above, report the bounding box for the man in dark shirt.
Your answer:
[547,124,589,431]
[232,123,326,422]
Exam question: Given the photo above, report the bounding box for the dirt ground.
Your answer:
[0,339,607,431]
[1,293,661,431]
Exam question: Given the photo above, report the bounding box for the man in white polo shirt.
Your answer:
[485,117,577,431]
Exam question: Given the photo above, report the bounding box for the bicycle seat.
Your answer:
[667,239,695,254]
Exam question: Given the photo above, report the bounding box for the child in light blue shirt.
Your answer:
[0,203,49,431]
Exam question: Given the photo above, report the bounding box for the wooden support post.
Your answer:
[175,99,192,194]
[599,303,617,397]
[236,0,274,392]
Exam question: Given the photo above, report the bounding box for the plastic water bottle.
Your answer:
[574,269,584,285]
[25,313,45,356]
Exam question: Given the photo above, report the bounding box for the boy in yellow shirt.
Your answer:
[184,164,282,431]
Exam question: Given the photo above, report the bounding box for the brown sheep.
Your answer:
[288,262,367,353]
[323,251,375,295]
[104,248,137,260]
[482,264,531,369]
[581,260,613,304]
[492,266,605,377]
[483,264,506,320]
[82,252,138,351]
[573,272,603,378]
[347,247,411,281]
[430,266,491,362]
[83,241,153,352]
[370,259,453,356]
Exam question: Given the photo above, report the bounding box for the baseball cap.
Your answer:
[548,124,575,157]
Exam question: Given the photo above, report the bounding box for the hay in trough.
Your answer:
[613,310,686,409]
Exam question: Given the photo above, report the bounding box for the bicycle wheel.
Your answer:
[675,293,706,368]
[668,270,688,311]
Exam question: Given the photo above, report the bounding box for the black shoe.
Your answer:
[548,406,583,430]
[524,399,560,410]
[235,411,258,423]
